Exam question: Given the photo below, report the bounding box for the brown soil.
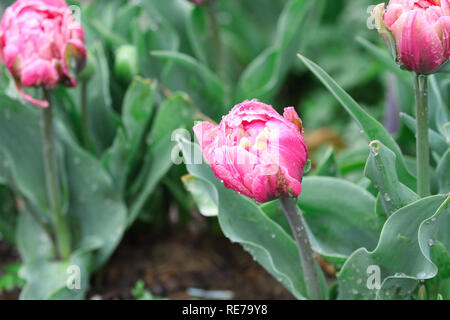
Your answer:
[0,228,294,300]
[89,228,294,300]
[0,240,21,300]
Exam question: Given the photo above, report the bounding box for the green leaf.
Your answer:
[16,211,54,263]
[19,246,95,300]
[104,78,157,192]
[178,137,327,300]
[298,54,416,191]
[426,240,450,299]
[337,195,450,300]
[437,149,450,194]
[429,76,449,136]
[182,174,218,217]
[151,51,228,119]
[131,2,179,79]
[0,95,48,213]
[187,6,216,70]
[236,0,312,102]
[72,42,120,154]
[60,127,127,269]
[337,147,369,176]
[128,93,197,226]
[312,146,338,177]
[112,2,141,40]
[400,113,448,157]
[356,37,407,80]
[299,177,382,260]
[364,141,419,216]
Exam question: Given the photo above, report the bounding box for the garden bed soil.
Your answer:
[0,228,294,300]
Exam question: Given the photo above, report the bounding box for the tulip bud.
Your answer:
[193,100,308,203]
[114,45,138,83]
[373,0,450,74]
[0,0,86,107]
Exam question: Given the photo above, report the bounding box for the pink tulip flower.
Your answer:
[373,0,450,74]
[193,100,308,203]
[0,0,86,107]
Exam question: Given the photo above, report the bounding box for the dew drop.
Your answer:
[427,238,435,247]
[417,272,427,278]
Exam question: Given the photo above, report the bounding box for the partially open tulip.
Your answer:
[193,100,308,203]
[373,0,450,74]
[0,0,86,107]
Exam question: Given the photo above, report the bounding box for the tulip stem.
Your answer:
[205,2,222,75]
[413,73,430,197]
[81,81,89,149]
[279,196,322,300]
[41,89,71,260]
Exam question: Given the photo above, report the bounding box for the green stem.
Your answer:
[206,2,222,75]
[413,73,430,197]
[81,81,89,149]
[279,196,322,300]
[41,89,71,260]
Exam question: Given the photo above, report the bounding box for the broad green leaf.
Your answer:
[122,78,157,143]
[313,146,338,177]
[128,93,198,226]
[260,201,291,236]
[89,20,127,47]
[16,211,54,263]
[151,50,228,119]
[187,6,216,71]
[437,149,450,194]
[263,176,382,261]
[298,54,416,191]
[131,2,179,79]
[337,195,450,300]
[178,137,327,300]
[426,241,450,299]
[19,246,96,300]
[182,174,218,217]
[356,37,408,80]
[236,0,312,102]
[113,2,141,40]
[364,141,419,215]
[400,113,448,157]
[102,128,129,193]
[104,78,157,192]
[0,95,48,213]
[299,177,382,259]
[429,76,449,136]
[71,42,119,154]
[337,147,369,176]
[17,211,97,299]
[60,127,127,269]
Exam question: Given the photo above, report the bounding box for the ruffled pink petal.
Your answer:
[283,107,303,133]
[20,58,59,86]
[15,81,49,108]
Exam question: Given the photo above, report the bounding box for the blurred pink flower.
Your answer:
[374,0,450,74]
[193,100,308,203]
[188,0,205,6]
[0,0,86,107]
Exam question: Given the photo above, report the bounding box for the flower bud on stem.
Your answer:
[279,196,322,300]
[413,73,430,197]
[41,89,71,260]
